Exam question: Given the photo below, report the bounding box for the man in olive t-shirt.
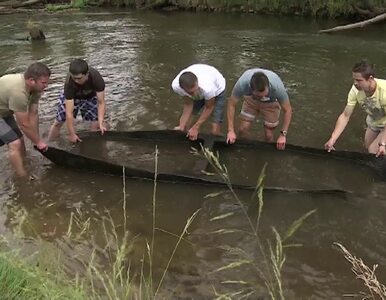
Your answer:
[0,62,51,177]
[47,58,107,143]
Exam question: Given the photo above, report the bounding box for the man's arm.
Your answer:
[226,95,239,144]
[191,98,215,129]
[28,103,39,136]
[175,97,194,131]
[276,100,292,150]
[187,98,215,140]
[14,111,47,150]
[279,100,292,133]
[65,99,81,142]
[96,91,107,134]
[324,105,355,151]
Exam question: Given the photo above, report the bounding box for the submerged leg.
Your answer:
[263,126,275,142]
[367,128,384,154]
[8,138,27,177]
[47,120,64,141]
[210,122,221,135]
[238,119,252,139]
[90,121,99,131]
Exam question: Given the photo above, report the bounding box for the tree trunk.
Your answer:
[319,12,386,34]
[11,0,42,7]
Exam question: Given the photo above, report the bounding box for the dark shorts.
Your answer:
[56,92,98,122]
[0,115,23,147]
[193,90,226,124]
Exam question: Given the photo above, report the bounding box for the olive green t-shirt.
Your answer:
[0,74,40,117]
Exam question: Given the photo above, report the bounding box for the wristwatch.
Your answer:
[378,142,386,147]
[280,130,287,137]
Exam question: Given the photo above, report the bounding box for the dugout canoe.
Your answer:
[37,130,386,194]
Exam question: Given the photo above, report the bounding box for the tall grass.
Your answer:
[0,146,199,299]
[198,147,316,299]
[334,242,386,300]
[0,145,319,299]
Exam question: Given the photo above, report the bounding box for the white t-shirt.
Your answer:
[171,64,226,101]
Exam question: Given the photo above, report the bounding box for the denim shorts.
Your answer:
[0,115,23,147]
[192,90,226,124]
[56,92,98,122]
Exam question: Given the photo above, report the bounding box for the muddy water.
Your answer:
[1,10,386,298]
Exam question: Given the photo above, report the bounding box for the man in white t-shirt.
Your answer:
[171,64,226,140]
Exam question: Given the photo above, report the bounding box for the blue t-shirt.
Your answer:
[231,68,289,103]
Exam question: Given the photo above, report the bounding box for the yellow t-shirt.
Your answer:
[347,78,386,129]
[0,74,40,117]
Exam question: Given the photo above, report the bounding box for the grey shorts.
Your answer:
[366,115,385,132]
[0,115,23,147]
[192,90,226,124]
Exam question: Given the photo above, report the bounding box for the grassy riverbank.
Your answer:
[44,0,386,19]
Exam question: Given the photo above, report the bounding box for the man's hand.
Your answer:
[324,138,336,152]
[36,141,48,152]
[187,127,199,141]
[376,145,386,157]
[99,123,108,135]
[226,130,237,144]
[173,125,185,131]
[68,133,82,143]
[276,135,286,150]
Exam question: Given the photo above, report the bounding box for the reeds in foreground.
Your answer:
[0,146,199,299]
[197,147,316,299]
[334,242,386,300]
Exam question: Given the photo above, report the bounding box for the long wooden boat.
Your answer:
[37,130,386,194]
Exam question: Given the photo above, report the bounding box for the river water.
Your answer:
[1,10,386,299]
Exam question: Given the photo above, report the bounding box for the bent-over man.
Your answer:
[227,68,292,150]
[48,58,107,143]
[172,64,226,140]
[325,60,386,156]
[0,62,50,177]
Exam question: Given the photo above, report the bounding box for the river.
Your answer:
[1,10,386,298]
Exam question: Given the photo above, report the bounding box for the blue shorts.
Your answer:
[56,92,98,122]
[0,115,23,147]
[193,90,226,124]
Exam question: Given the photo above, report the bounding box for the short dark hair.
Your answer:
[352,60,375,79]
[250,72,269,92]
[179,72,197,91]
[69,58,89,75]
[24,62,51,80]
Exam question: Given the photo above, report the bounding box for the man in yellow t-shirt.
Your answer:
[0,62,51,177]
[325,60,386,156]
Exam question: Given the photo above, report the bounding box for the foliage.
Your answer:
[334,242,386,300]
[41,0,386,17]
[198,147,316,299]
[0,148,197,299]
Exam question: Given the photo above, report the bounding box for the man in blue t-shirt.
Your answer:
[226,68,292,150]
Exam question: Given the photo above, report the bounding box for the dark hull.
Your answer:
[38,130,386,194]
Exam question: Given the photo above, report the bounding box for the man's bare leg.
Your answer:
[47,120,64,141]
[90,121,99,131]
[263,126,275,142]
[367,129,384,154]
[238,119,252,139]
[8,138,27,177]
[211,122,221,135]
